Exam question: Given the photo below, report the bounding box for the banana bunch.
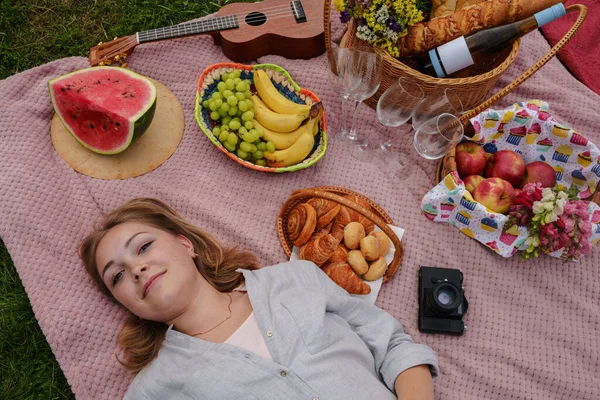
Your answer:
[252,69,323,167]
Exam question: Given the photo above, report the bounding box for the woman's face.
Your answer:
[95,221,204,322]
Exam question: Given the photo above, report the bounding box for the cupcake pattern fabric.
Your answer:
[469,100,600,198]
[421,172,530,258]
[421,100,600,259]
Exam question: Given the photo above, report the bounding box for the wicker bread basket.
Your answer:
[277,186,403,283]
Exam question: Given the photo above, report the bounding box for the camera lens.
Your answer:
[437,289,455,306]
[429,282,462,314]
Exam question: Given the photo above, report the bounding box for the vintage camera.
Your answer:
[418,266,468,335]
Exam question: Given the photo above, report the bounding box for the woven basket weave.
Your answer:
[277,186,403,283]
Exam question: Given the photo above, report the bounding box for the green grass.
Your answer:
[0,1,255,397]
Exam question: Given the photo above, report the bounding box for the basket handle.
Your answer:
[280,188,404,283]
[458,4,587,127]
[324,0,333,51]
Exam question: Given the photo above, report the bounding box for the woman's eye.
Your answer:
[139,241,153,254]
[112,271,123,286]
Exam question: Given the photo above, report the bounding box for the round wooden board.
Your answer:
[50,78,184,180]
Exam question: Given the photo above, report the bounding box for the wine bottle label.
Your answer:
[435,36,474,77]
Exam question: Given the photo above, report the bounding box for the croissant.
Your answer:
[327,244,349,264]
[398,0,564,57]
[288,203,317,247]
[307,197,341,230]
[321,261,371,295]
[299,224,342,266]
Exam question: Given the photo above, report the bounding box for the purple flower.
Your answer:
[388,15,403,32]
[340,9,351,23]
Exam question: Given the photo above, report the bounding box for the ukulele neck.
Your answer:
[137,15,239,43]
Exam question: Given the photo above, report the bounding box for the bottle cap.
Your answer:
[534,3,566,27]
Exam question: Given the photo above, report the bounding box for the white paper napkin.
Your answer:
[290,224,405,305]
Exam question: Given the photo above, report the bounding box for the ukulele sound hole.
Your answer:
[245,12,266,26]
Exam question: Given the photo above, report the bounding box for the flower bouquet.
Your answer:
[505,183,595,261]
[333,0,430,57]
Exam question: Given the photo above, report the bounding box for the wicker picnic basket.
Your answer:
[277,186,403,283]
[433,5,591,186]
[324,2,586,113]
[323,0,521,111]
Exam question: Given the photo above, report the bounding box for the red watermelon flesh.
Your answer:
[49,67,157,155]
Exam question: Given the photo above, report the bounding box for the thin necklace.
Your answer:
[190,293,233,336]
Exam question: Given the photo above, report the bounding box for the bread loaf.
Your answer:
[432,0,458,18]
[398,0,565,57]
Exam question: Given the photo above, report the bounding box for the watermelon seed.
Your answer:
[61,88,65,92]
[90,123,94,129]
[72,115,76,120]
[115,122,120,126]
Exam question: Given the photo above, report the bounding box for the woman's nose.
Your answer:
[133,264,148,281]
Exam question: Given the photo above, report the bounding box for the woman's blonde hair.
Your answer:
[79,197,260,372]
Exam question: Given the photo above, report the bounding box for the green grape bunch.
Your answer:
[202,69,275,167]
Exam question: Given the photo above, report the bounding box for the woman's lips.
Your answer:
[142,271,166,298]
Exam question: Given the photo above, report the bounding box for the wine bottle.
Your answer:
[413,3,566,78]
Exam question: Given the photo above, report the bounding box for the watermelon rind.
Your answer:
[49,66,157,155]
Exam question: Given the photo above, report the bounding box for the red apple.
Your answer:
[520,161,556,188]
[455,142,487,178]
[463,175,485,194]
[473,177,516,214]
[483,150,525,187]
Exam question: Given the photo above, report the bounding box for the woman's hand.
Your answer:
[394,364,434,400]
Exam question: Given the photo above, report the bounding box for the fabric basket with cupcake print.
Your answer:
[421,100,600,259]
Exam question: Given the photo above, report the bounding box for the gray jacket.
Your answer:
[124,260,439,399]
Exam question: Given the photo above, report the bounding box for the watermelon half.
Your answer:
[49,66,157,155]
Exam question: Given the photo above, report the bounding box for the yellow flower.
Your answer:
[334,0,347,12]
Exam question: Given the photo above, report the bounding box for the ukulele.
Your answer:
[89,0,325,67]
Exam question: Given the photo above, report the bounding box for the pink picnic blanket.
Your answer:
[1,10,599,400]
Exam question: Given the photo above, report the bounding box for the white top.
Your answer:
[225,311,273,360]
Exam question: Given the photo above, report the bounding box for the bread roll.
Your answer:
[363,257,388,281]
[398,0,564,57]
[360,236,379,261]
[288,203,317,247]
[344,222,365,250]
[347,250,369,275]
[369,231,391,258]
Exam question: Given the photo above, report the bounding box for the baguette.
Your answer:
[398,0,564,57]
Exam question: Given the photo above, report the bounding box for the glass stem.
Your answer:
[346,100,361,141]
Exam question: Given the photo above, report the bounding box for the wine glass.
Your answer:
[326,47,353,140]
[341,47,383,149]
[413,113,464,160]
[376,77,424,153]
[411,88,464,131]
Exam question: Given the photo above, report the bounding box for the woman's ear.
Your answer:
[176,235,196,257]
